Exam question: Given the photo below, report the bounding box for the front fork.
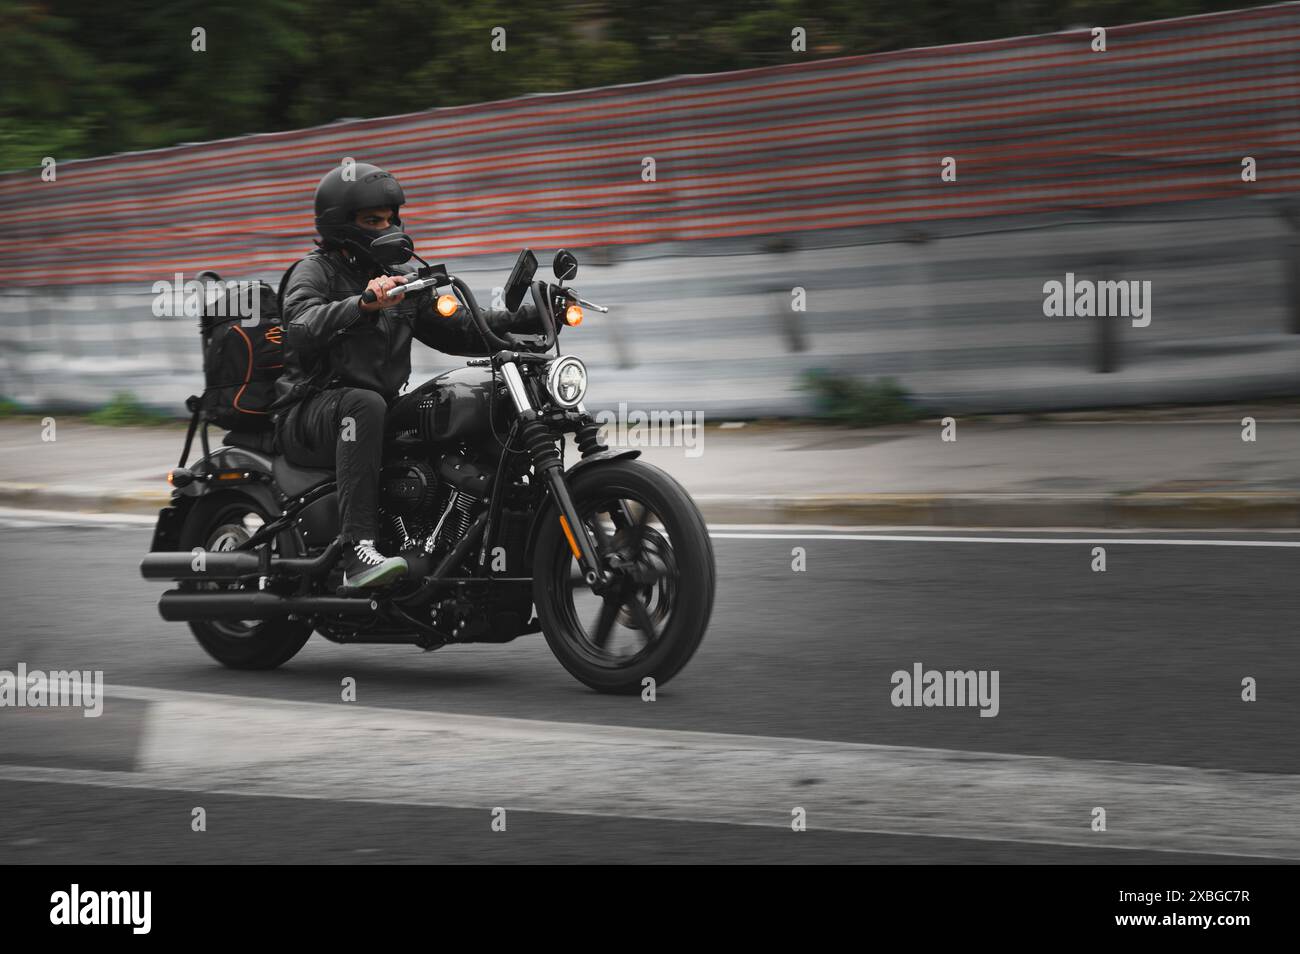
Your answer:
[499,359,607,588]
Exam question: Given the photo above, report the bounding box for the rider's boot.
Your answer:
[342,540,407,588]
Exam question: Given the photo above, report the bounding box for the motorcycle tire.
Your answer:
[177,493,314,671]
[533,459,715,694]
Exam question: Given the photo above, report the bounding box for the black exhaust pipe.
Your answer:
[141,540,340,581]
[141,551,261,580]
[157,589,379,621]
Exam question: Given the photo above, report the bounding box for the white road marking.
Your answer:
[1003,419,1300,425]
[3,506,1299,546]
[708,523,1300,534]
[1,684,1296,859]
[709,532,1300,547]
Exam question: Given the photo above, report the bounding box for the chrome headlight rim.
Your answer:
[545,355,588,408]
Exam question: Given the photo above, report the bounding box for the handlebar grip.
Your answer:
[360,277,410,307]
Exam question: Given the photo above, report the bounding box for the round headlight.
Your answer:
[546,356,588,408]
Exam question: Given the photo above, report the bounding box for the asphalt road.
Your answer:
[1,517,1297,863]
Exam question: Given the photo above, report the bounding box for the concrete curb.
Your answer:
[0,483,170,515]
[3,483,1299,528]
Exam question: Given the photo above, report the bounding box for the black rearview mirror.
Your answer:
[553,248,578,282]
[369,232,415,266]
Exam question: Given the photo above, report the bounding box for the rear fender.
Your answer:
[150,445,281,551]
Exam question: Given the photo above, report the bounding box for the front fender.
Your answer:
[564,447,640,477]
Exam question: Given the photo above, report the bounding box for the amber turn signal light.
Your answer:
[436,294,460,317]
[564,304,584,326]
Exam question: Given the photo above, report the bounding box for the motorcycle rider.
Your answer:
[274,162,543,588]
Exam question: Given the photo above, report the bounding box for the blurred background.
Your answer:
[1,0,1298,418]
[3,3,1300,868]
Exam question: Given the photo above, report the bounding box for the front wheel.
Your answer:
[533,460,716,694]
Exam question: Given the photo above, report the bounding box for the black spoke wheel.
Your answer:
[533,460,715,694]
[565,509,677,662]
[177,494,313,670]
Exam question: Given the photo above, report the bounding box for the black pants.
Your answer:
[276,387,386,544]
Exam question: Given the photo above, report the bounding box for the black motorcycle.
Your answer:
[140,245,715,693]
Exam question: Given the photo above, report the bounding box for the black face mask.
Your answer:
[342,223,415,268]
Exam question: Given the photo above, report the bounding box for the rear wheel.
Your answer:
[533,460,715,694]
[177,494,313,670]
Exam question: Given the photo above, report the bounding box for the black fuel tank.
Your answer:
[406,366,506,444]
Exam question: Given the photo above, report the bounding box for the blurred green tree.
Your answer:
[0,0,1276,171]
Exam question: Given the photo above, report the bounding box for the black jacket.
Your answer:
[274,248,539,408]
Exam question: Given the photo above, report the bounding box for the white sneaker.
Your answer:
[342,540,407,588]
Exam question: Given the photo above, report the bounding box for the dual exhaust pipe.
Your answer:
[141,550,328,581]
[156,590,377,621]
[141,542,376,621]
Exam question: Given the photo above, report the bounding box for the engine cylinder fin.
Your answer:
[424,489,460,553]
[389,513,412,550]
[440,492,477,551]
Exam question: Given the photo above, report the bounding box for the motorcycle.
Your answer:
[139,243,715,693]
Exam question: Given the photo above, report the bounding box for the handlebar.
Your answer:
[451,276,557,353]
[529,279,560,347]
[358,272,562,353]
[359,273,442,305]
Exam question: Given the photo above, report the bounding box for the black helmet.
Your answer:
[313,162,408,266]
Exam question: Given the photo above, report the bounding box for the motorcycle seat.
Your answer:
[221,430,277,455]
[272,455,335,497]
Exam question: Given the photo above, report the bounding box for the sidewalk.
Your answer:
[1,412,1297,528]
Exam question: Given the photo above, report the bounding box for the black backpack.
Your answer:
[198,274,285,432]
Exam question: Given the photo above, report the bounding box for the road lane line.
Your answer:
[1,683,1295,859]
[4,506,1300,546]
[707,523,1300,533]
[710,532,1300,546]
